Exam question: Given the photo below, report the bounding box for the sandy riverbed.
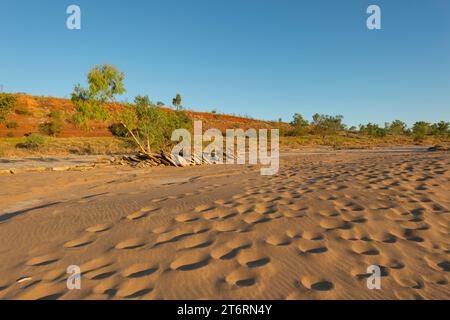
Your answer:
[0,149,448,300]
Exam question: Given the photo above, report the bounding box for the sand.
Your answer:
[0,149,449,300]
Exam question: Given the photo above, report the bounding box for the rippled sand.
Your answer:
[0,150,449,300]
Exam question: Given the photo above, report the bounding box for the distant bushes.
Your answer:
[0,93,17,123]
[359,123,387,138]
[285,112,449,143]
[14,107,33,116]
[17,134,46,149]
[39,110,65,136]
[6,121,18,129]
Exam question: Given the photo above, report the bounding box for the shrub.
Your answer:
[109,123,129,137]
[0,94,17,123]
[312,113,344,137]
[289,113,309,136]
[6,132,14,138]
[71,64,125,130]
[14,107,32,116]
[430,121,449,139]
[18,134,45,149]
[412,121,431,142]
[387,120,407,135]
[359,123,387,138]
[6,121,18,129]
[39,110,64,136]
[116,95,193,153]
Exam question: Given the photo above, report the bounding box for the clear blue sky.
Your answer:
[1,0,449,126]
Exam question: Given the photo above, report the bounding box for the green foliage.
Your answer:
[71,64,125,130]
[86,64,126,102]
[172,94,182,111]
[6,121,18,129]
[312,113,344,137]
[39,110,64,136]
[109,123,129,137]
[18,134,45,149]
[387,120,407,135]
[289,113,309,136]
[15,107,33,116]
[430,121,449,138]
[116,95,192,153]
[359,123,387,138]
[0,94,17,123]
[412,121,431,142]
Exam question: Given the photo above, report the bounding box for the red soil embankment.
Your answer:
[0,93,287,138]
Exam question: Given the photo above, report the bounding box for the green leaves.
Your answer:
[0,94,17,123]
[172,94,182,110]
[87,64,126,102]
[115,95,192,154]
[71,64,124,130]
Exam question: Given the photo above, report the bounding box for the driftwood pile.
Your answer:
[109,151,237,168]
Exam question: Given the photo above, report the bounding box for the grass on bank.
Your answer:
[0,136,135,158]
[1,133,447,158]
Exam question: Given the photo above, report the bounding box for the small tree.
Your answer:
[116,95,168,155]
[359,123,387,138]
[312,114,344,138]
[388,120,407,135]
[71,64,125,129]
[412,121,431,142]
[39,110,64,136]
[290,113,309,136]
[430,121,449,138]
[0,94,17,123]
[116,95,192,155]
[172,94,182,110]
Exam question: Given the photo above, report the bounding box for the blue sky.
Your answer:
[1,0,449,126]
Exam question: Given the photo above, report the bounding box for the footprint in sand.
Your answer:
[116,279,154,299]
[237,250,271,268]
[170,251,211,271]
[235,204,255,214]
[92,277,121,296]
[194,204,216,213]
[319,218,348,230]
[122,263,159,278]
[80,257,114,274]
[86,223,112,233]
[286,229,303,239]
[301,276,334,291]
[243,213,271,225]
[85,266,117,280]
[297,239,328,254]
[351,242,379,256]
[42,269,66,282]
[26,254,60,267]
[115,238,146,250]
[302,231,324,241]
[179,233,215,250]
[266,234,291,246]
[127,206,157,220]
[18,283,65,300]
[424,255,450,272]
[225,269,257,287]
[175,213,200,223]
[211,238,252,260]
[369,231,397,243]
[213,219,248,232]
[64,234,96,248]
